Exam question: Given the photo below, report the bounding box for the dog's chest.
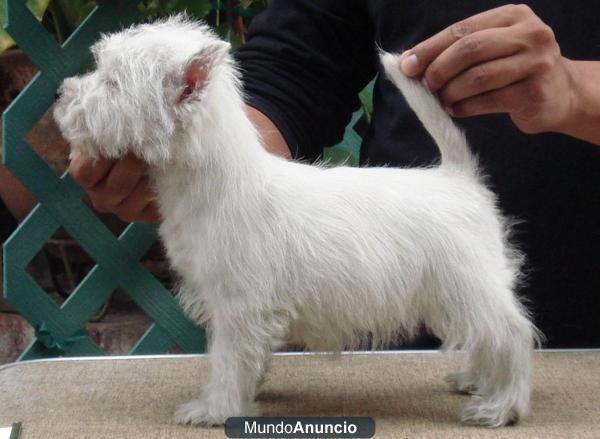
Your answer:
[158,209,223,283]
[153,177,221,282]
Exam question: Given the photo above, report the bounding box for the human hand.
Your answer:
[400,4,577,135]
[69,152,160,223]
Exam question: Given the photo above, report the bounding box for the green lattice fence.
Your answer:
[2,0,206,361]
[2,0,372,361]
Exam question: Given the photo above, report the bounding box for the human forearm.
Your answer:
[560,60,600,145]
[244,105,291,158]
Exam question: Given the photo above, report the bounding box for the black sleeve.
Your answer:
[234,0,376,161]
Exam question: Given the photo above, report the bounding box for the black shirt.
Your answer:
[236,0,600,348]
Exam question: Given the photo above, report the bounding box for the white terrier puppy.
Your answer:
[54,16,540,428]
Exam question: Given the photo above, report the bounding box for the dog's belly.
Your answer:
[284,271,427,351]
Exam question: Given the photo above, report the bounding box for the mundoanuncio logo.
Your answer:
[225,417,375,438]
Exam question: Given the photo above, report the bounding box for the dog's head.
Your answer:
[53,15,231,165]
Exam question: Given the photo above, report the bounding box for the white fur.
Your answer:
[54,16,541,428]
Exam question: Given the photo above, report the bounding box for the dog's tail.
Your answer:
[380,52,478,174]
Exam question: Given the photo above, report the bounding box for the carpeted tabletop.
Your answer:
[0,351,598,438]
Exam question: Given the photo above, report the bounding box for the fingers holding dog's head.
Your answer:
[69,154,113,189]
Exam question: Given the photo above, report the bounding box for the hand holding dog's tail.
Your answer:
[380,52,478,174]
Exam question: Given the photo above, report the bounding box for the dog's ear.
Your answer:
[179,41,231,103]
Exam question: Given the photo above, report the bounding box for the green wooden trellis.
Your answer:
[2,0,206,361]
[1,0,373,361]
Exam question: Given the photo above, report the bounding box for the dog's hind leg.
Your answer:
[438,282,538,427]
[458,304,537,427]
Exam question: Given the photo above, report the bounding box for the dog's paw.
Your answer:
[459,398,518,427]
[175,398,225,427]
[175,397,259,427]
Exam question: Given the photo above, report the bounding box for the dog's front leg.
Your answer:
[175,310,272,426]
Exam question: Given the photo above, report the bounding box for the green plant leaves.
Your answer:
[2,0,267,54]
[47,0,96,39]
[215,23,241,51]
[1,0,51,53]
[53,0,95,29]
[139,0,212,21]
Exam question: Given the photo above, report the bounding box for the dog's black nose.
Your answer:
[54,90,61,100]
